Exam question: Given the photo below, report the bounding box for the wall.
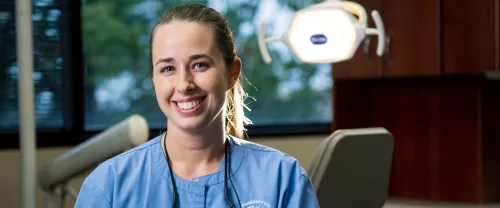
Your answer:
[0,134,326,208]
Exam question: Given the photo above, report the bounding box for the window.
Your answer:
[82,0,333,130]
[0,0,64,132]
[0,0,332,149]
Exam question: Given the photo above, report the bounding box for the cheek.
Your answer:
[196,72,228,95]
[153,77,174,97]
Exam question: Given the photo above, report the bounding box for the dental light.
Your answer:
[258,0,386,64]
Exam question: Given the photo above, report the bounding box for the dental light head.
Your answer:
[258,0,386,64]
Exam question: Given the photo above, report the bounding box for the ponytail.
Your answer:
[225,79,252,139]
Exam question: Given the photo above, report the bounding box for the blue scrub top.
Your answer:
[75,135,319,208]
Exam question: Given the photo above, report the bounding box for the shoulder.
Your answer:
[81,135,162,192]
[231,137,308,180]
[230,137,318,206]
[77,135,163,206]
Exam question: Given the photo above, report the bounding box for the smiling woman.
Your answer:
[75,3,320,208]
[82,0,332,132]
[149,10,249,138]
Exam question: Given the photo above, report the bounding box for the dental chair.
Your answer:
[37,115,150,208]
[307,127,394,208]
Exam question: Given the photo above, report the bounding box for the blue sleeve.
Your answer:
[75,178,112,208]
[285,175,319,208]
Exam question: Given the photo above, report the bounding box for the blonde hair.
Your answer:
[149,3,252,139]
[225,80,252,138]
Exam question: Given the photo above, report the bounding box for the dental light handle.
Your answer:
[366,10,386,56]
[313,1,386,56]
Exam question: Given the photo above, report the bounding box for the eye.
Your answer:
[160,66,175,73]
[192,62,209,70]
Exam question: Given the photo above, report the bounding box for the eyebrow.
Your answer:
[155,54,214,67]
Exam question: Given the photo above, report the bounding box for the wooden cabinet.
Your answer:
[333,0,500,79]
[441,0,499,74]
[333,76,500,203]
[330,0,500,204]
[380,0,439,77]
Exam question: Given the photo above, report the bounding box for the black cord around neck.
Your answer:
[224,140,242,208]
[162,134,241,208]
[224,140,235,208]
[163,133,177,208]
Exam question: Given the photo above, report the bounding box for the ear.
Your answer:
[228,57,242,89]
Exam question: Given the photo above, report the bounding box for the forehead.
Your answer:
[152,21,219,59]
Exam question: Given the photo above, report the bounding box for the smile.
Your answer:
[173,96,206,113]
[176,99,201,110]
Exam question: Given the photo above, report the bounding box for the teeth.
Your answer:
[177,99,201,110]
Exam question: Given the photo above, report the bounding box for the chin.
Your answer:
[173,116,214,133]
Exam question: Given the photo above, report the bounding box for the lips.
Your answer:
[176,99,202,110]
[172,96,206,115]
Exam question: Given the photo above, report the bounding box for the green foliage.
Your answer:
[0,0,332,131]
[82,0,333,128]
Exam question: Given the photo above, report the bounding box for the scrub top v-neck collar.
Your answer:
[155,136,246,195]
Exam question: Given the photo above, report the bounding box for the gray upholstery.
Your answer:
[307,127,394,208]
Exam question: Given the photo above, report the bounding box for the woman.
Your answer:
[75,3,319,208]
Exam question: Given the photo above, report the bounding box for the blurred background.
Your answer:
[0,0,332,132]
[1,0,333,207]
[2,0,500,207]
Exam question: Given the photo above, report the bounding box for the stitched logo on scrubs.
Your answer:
[242,200,271,208]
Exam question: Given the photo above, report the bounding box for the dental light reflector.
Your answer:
[287,8,362,63]
[259,0,386,64]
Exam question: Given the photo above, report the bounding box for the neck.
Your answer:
[162,119,226,180]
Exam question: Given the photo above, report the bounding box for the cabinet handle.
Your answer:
[363,36,373,66]
[384,34,393,67]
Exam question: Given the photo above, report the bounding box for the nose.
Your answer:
[176,70,195,94]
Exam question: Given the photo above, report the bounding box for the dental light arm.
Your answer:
[37,115,149,191]
[309,0,369,26]
[258,0,386,64]
[258,23,275,64]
